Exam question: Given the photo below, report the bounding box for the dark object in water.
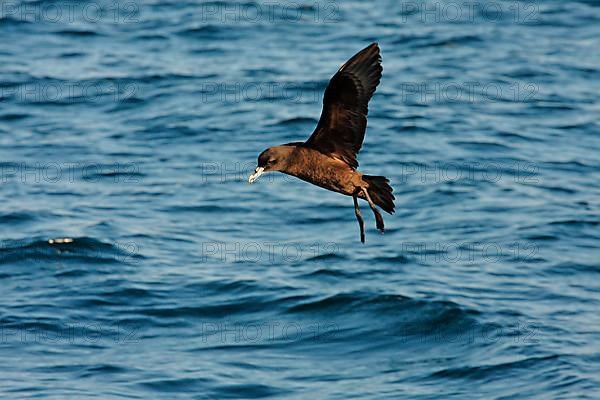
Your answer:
[249,43,394,243]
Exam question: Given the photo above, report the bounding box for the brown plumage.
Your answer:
[248,43,395,243]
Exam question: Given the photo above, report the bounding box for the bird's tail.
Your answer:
[363,175,395,214]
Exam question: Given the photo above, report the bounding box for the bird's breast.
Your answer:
[284,149,361,196]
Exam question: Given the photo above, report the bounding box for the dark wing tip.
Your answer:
[335,43,383,101]
[340,42,382,71]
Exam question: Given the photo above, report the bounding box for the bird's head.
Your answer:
[248,146,291,184]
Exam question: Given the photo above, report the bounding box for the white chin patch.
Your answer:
[248,167,265,184]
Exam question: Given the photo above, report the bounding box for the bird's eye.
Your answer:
[269,159,277,165]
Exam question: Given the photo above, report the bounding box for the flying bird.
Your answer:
[248,43,394,243]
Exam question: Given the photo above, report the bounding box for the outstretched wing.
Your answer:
[304,43,382,168]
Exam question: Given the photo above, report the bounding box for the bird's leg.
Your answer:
[353,193,365,243]
[362,187,384,233]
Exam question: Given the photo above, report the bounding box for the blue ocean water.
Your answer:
[1,0,599,398]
